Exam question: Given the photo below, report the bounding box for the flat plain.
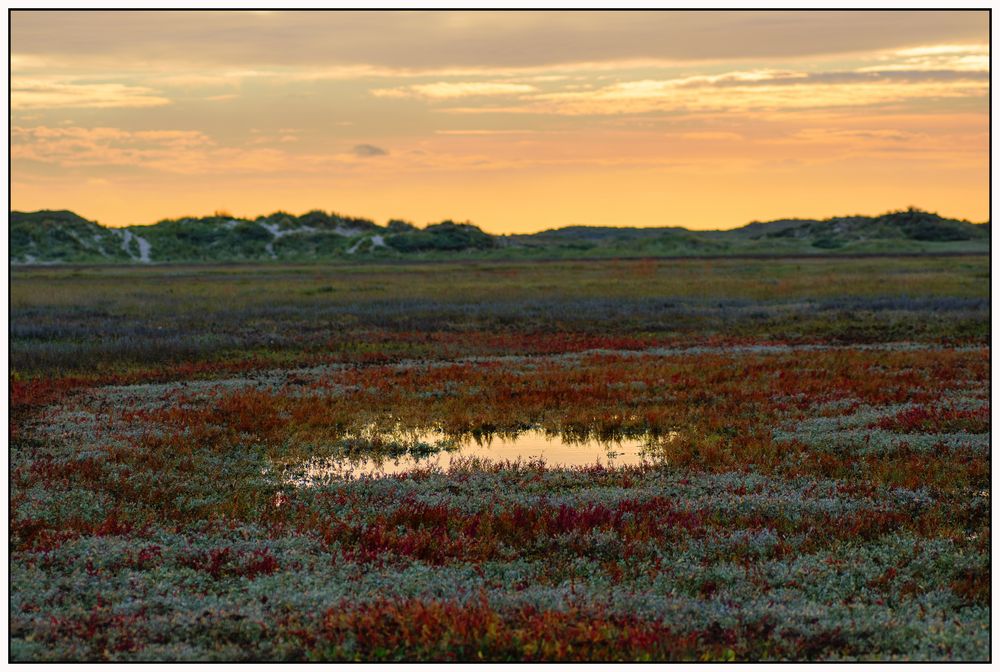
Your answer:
[9,255,990,661]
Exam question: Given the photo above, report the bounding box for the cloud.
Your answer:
[352,144,388,157]
[12,126,211,170]
[372,82,537,99]
[9,10,987,71]
[679,132,744,141]
[435,129,536,135]
[11,78,170,109]
[472,68,990,116]
[10,125,335,175]
[859,43,989,74]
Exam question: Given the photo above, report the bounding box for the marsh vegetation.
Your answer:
[9,256,989,661]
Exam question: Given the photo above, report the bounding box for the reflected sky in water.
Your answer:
[281,429,668,482]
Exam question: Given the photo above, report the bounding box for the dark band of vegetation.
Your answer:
[10,206,989,264]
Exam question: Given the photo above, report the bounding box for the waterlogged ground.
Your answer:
[9,257,990,661]
[281,429,655,480]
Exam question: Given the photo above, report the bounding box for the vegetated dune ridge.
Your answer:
[9,207,989,264]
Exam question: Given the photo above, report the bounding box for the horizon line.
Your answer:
[9,205,988,236]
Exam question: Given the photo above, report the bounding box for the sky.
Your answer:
[10,10,990,233]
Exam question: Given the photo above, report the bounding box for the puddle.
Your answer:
[279,428,668,483]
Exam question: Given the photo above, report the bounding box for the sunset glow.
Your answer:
[10,10,989,232]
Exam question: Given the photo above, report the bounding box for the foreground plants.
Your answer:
[9,258,990,661]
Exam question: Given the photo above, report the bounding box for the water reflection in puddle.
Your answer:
[281,429,669,483]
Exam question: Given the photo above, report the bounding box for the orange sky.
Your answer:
[10,10,989,232]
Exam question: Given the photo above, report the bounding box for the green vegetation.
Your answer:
[10,256,988,376]
[9,207,989,264]
[386,220,497,252]
[10,210,133,263]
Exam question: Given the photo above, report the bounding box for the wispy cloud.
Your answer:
[372,82,537,99]
[11,78,170,109]
[13,126,211,169]
[678,131,744,141]
[10,125,321,175]
[435,129,537,135]
[13,125,408,176]
[860,43,989,73]
[438,67,987,116]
